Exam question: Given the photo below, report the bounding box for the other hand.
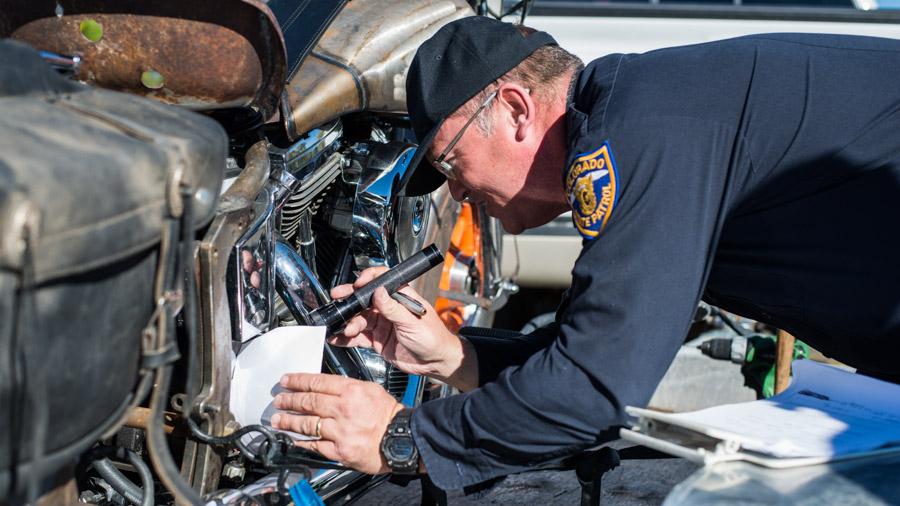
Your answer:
[326,267,475,388]
[271,373,404,475]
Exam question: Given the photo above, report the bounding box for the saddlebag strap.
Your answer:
[141,206,187,372]
[141,337,181,370]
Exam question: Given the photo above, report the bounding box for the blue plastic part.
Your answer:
[401,374,422,407]
[289,479,325,506]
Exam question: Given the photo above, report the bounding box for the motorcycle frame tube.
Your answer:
[188,141,271,496]
[311,469,387,503]
[478,203,512,310]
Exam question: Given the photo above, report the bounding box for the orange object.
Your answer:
[435,203,484,332]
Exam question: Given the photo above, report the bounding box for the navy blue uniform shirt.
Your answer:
[411,33,900,490]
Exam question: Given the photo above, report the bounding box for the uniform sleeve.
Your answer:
[411,115,743,490]
[462,323,560,386]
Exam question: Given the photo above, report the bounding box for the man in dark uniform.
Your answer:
[271,17,900,490]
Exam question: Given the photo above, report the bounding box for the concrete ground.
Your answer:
[362,440,700,505]
[362,341,752,505]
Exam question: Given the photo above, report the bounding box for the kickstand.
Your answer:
[575,447,620,506]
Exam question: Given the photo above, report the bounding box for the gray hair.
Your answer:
[450,24,583,136]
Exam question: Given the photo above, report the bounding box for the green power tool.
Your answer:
[701,333,809,399]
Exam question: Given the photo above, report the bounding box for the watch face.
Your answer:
[388,437,416,460]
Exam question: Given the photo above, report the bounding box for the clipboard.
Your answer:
[619,360,900,468]
[620,407,900,468]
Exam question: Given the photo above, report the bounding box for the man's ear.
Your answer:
[497,83,534,142]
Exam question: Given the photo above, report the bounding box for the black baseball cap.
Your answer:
[401,16,557,196]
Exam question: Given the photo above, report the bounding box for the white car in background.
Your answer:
[500,0,900,290]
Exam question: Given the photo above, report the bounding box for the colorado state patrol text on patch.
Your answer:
[565,141,619,240]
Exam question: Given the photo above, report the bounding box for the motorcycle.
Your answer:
[0,1,517,504]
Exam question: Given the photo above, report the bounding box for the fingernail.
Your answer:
[273,394,282,408]
[280,375,289,386]
[271,413,281,427]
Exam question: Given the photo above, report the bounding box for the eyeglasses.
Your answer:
[431,90,498,180]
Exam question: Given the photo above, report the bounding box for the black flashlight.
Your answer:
[308,244,443,335]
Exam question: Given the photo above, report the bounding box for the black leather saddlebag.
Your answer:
[0,40,227,498]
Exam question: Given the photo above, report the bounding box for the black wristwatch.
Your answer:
[381,408,419,474]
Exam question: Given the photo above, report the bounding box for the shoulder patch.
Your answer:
[565,141,619,240]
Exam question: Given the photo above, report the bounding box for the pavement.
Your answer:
[362,440,701,505]
[361,342,751,505]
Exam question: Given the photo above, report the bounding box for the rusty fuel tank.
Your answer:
[1,0,287,118]
[281,0,473,140]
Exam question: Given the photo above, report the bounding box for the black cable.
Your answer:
[147,361,204,506]
[93,459,141,504]
[276,468,292,498]
[186,418,326,479]
[145,213,203,506]
[186,417,338,498]
[180,184,198,421]
[88,445,155,506]
[186,418,278,465]
[130,449,155,506]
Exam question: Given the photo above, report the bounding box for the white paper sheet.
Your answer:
[230,325,326,447]
[665,360,900,459]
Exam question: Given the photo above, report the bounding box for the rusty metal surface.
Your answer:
[178,141,271,496]
[123,407,180,435]
[283,0,474,140]
[1,0,286,117]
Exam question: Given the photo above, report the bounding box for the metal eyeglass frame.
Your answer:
[431,90,499,180]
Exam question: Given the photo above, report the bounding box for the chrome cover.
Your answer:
[350,142,418,269]
[269,120,343,187]
[232,187,277,340]
[346,143,458,304]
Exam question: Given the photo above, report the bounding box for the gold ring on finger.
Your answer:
[315,417,323,439]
